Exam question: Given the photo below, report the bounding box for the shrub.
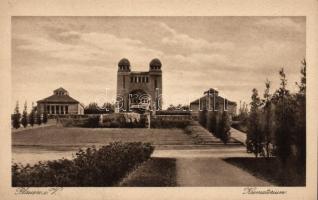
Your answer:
[12,142,154,187]
[82,116,100,128]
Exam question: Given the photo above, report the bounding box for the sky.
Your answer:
[12,16,305,111]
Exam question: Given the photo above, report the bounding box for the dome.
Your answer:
[149,58,162,69]
[118,58,130,67]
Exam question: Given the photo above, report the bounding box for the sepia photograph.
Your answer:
[10,16,306,187]
[0,0,317,199]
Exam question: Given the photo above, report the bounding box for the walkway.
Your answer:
[176,157,271,186]
[230,127,247,145]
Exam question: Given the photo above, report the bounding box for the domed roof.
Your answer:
[149,58,162,68]
[118,58,130,67]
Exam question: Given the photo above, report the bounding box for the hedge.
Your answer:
[12,142,154,187]
[60,115,146,128]
[150,119,191,128]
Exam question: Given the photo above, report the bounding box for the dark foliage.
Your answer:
[60,115,146,128]
[21,102,28,128]
[42,112,48,124]
[36,112,42,125]
[244,60,306,183]
[84,102,115,114]
[166,104,190,111]
[29,109,35,127]
[156,110,191,115]
[12,142,154,187]
[198,110,207,127]
[12,101,21,129]
[219,111,231,144]
[247,88,264,157]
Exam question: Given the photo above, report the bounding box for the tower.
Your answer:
[149,58,163,111]
[116,58,131,111]
[116,58,163,112]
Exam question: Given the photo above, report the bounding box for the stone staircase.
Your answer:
[150,121,243,150]
[186,121,242,146]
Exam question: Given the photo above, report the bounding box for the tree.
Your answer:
[101,102,115,113]
[42,111,48,124]
[21,101,28,128]
[219,111,231,144]
[262,80,273,157]
[29,103,35,127]
[293,59,306,171]
[36,111,42,125]
[167,104,189,111]
[272,68,295,163]
[84,102,102,114]
[209,111,218,134]
[12,101,21,129]
[247,88,263,157]
[166,104,175,111]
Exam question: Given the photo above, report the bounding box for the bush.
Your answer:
[82,116,100,128]
[60,114,147,128]
[12,142,154,187]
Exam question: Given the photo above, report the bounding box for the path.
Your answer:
[230,128,247,145]
[176,157,271,186]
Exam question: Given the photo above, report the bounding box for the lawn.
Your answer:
[119,157,177,186]
[12,126,196,147]
[224,157,305,186]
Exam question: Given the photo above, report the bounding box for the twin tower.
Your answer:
[116,58,163,112]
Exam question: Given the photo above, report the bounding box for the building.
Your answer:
[37,87,84,115]
[190,88,237,118]
[116,58,162,112]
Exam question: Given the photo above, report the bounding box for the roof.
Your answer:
[54,87,68,93]
[204,88,219,95]
[118,58,130,67]
[37,94,79,104]
[37,88,79,104]
[190,94,237,106]
[149,58,162,68]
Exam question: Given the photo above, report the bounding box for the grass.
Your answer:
[12,126,196,146]
[119,158,177,186]
[224,157,305,186]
